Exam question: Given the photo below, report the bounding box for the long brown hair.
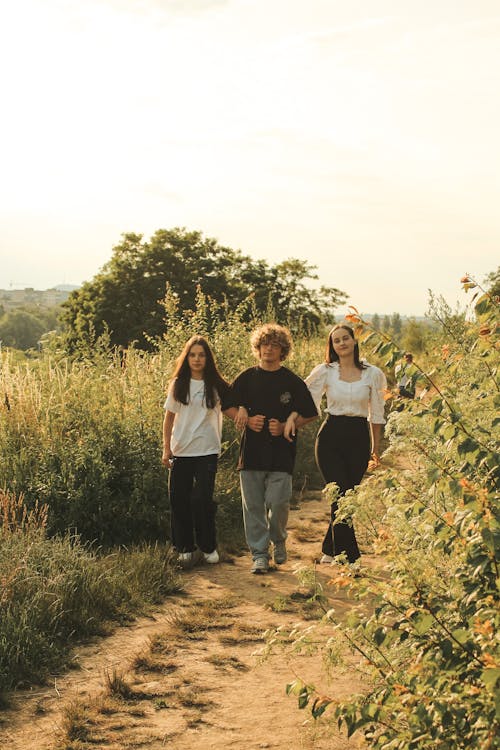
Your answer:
[171,336,229,409]
[325,325,367,371]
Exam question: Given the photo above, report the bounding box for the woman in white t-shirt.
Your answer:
[161,336,229,566]
[300,324,386,566]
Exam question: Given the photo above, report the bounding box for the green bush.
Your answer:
[286,282,499,749]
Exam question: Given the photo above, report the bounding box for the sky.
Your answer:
[1,0,499,316]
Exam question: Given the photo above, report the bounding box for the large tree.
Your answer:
[61,228,347,350]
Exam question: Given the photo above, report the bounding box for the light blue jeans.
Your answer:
[240,470,292,560]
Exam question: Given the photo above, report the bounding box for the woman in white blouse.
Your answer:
[299,324,386,565]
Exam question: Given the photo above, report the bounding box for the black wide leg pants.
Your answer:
[168,454,218,554]
[315,415,371,563]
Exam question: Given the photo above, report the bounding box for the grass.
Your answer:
[0,490,182,693]
[205,653,250,671]
[167,597,239,640]
[104,670,136,701]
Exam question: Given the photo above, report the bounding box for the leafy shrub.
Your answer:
[286,280,499,749]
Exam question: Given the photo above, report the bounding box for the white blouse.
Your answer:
[164,379,223,457]
[305,361,387,424]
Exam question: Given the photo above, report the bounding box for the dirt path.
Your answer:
[0,492,371,749]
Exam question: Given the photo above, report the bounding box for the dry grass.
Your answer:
[104,670,136,701]
[205,653,250,671]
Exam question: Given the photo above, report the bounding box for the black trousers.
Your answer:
[168,454,218,553]
[315,415,371,563]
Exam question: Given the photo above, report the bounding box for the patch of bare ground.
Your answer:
[0,491,375,750]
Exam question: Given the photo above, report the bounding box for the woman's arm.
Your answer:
[161,410,176,465]
[370,422,383,460]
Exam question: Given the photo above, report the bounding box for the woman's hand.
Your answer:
[234,406,249,430]
[367,452,381,471]
[161,447,172,466]
[283,413,297,442]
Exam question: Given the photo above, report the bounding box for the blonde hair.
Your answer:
[250,324,292,361]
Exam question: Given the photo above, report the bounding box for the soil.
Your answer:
[0,491,372,750]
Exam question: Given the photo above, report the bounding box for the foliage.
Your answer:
[60,227,347,351]
[0,309,47,351]
[285,276,499,749]
[0,305,62,352]
[485,265,500,299]
[0,489,181,692]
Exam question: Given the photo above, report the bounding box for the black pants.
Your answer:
[168,454,218,553]
[315,415,371,562]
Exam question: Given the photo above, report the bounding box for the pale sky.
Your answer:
[1,0,498,316]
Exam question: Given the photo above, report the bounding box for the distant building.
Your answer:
[0,286,77,310]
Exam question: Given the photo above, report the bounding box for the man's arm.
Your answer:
[224,406,265,432]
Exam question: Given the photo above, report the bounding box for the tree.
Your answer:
[390,311,402,336]
[485,265,500,298]
[0,310,46,350]
[61,228,347,350]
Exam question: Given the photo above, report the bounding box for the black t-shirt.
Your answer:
[227,366,318,474]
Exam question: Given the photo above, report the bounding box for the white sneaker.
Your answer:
[178,552,193,563]
[319,554,334,564]
[203,550,219,564]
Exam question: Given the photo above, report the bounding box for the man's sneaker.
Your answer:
[203,550,219,564]
[178,552,193,564]
[319,554,334,564]
[273,542,287,565]
[251,557,269,574]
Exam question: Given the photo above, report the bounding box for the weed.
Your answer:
[104,670,136,701]
[205,653,249,671]
[60,700,94,743]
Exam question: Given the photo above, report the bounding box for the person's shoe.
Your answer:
[273,542,287,565]
[178,552,193,564]
[319,554,334,564]
[203,550,219,564]
[251,557,269,574]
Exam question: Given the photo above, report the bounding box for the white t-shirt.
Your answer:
[305,361,387,424]
[164,379,223,457]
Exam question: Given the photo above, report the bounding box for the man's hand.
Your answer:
[161,448,172,466]
[268,418,285,437]
[247,414,266,432]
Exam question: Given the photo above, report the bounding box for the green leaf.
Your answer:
[457,437,479,456]
[413,614,434,635]
[451,628,470,644]
[481,668,500,691]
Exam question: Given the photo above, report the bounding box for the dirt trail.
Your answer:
[0,492,371,749]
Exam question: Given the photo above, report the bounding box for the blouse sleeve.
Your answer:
[164,381,180,413]
[304,363,328,414]
[368,366,387,424]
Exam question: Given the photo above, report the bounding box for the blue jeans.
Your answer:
[169,454,218,553]
[240,470,292,560]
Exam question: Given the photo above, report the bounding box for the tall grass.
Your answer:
[0,291,325,546]
[0,489,181,692]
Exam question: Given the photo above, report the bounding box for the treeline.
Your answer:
[60,227,347,351]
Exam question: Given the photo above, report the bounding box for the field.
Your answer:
[0,282,498,749]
